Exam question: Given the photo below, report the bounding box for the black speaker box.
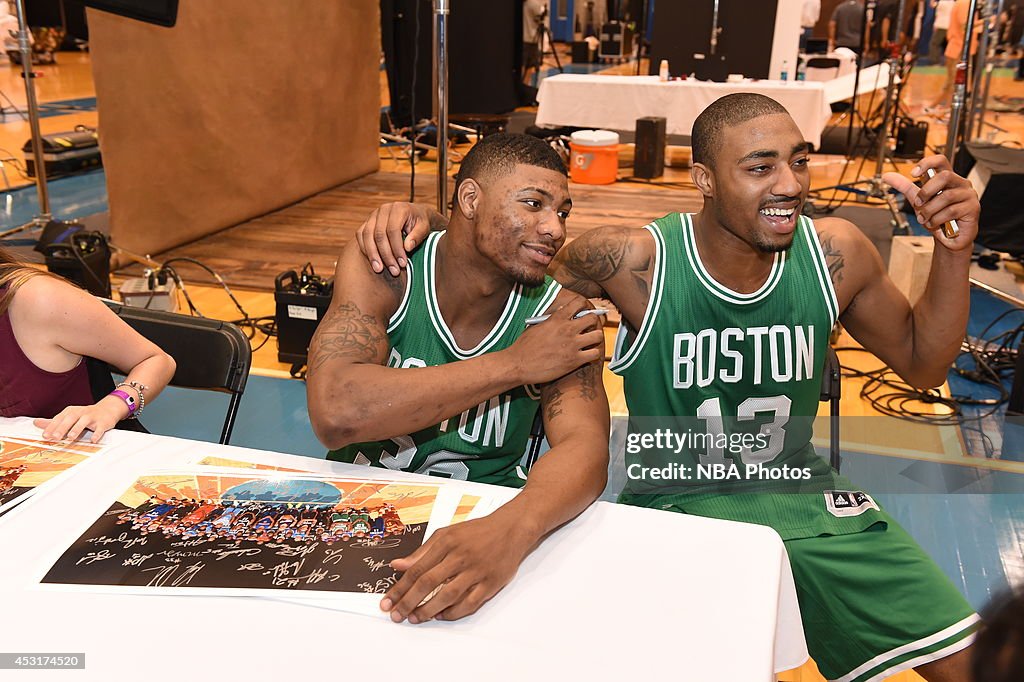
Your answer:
[634,116,666,179]
[816,125,874,155]
[895,120,928,159]
[571,41,592,63]
[955,142,1024,255]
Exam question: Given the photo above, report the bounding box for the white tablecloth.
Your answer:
[0,417,808,681]
[536,74,834,148]
[535,68,894,151]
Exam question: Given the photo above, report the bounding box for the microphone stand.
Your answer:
[434,0,449,218]
[944,0,980,164]
[0,0,52,240]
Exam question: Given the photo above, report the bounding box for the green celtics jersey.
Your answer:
[328,231,562,488]
[612,213,885,539]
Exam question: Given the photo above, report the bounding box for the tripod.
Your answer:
[527,6,563,88]
[810,0,914,235]
[0,0,52,241]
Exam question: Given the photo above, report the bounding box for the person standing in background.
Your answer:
[801,0,820,51]
[929,0,956,64]
[830,0,866,56]
[928,0,982,113]
[522,0,546,87]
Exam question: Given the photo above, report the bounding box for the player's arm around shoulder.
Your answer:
[306,239,405,447]
[550,225,656,326]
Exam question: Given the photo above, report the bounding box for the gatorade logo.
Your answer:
[573,151,594,170]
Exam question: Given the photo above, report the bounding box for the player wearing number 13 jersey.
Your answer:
[548,95,981,681]
[609,211,874,536]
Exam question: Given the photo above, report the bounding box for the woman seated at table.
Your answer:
[0,246,175,442]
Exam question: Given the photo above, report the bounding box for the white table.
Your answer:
[535,67,894,151]
[0,417,808,681]
[536,74,834,149]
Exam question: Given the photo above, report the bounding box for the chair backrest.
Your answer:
[102,300,252,444]
[820,346,842,472]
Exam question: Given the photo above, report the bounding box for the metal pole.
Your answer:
[874,0,907,179]
[434,0,449,218]
[709,0,721,55]
[14,0,50,219]
[964,0,991,139]
[972,0,1004,139]
[944,0,979,163]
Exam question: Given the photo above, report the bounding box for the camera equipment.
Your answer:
[23,128,102,179]
[274,265,333,371]
[36,221,112,298]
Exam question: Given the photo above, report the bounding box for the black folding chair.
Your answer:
[821,345,843,473]
[100,301,252,444]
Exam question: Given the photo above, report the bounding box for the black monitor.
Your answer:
[83,0,178,28]
[805,38,829,55]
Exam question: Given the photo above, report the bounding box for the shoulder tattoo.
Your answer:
[820,233,846,289]
[556,229,652,299]
[308,300,387,374]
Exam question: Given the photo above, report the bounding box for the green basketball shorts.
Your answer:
[785,512,978,682]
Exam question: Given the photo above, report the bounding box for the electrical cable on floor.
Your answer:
[130,255,279,354]
[833,307,1024,429]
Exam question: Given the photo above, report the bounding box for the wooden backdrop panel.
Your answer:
[88,0,380,256]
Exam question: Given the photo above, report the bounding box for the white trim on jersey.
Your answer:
[608,222,664,373]
[423,233,524,359]
[530,280,563,318]
[682,213,787,305]
[800,215,840,325]
[854,633,976,682]
[831,613,980,682]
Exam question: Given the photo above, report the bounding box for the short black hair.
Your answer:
[691,93,790,169]
[453,133,567,196]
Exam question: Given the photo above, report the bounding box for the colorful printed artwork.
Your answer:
[40,470,461,605]
[0,437,103,515]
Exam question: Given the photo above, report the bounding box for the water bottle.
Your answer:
[780,60,789,82]
[659,59,669,82]
[796,58,806,82]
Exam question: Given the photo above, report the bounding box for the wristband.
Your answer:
[110,389,138,416]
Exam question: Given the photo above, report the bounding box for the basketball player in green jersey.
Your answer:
[352,96,982,681]
[307,134,610,626]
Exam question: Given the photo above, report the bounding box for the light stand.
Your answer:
[970,0,1006,141]
[0,0,52,240]
[944,0,980,164]
[534,6,563,84]
[811,0,911,234]
[434,0,449,218]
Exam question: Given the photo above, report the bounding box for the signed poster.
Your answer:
[0,437,104,516]
[39,469,460,612]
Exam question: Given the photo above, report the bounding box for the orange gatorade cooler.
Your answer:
[569,130,619,185]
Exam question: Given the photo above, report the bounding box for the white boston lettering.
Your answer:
[672,326,815,387]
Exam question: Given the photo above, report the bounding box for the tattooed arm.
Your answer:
[816,157,978,389]
[379,289,609,625]
[307,242,604,449]
[549,225,658,330]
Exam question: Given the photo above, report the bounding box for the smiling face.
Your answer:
[695,113,811,253]
[465,163,572,288]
